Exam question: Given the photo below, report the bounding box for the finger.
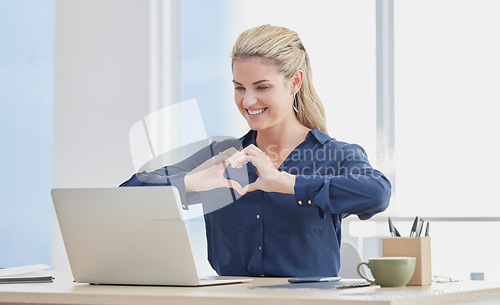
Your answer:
[242,144,265,156]
[212,146,237,162]
[222,147,238,156]
[226,151,250,169]
[231,155,263,179]
[220,147,240,161]
[243,182,260,193]
[227,151,246,168]
[214,152,237,169]
[237,154,264,168]
[225,179,245,195]
[246,144,263,152]
[216,148,245,168]
[212,151,226,164]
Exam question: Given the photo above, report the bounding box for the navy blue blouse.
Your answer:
[121,129,391,277]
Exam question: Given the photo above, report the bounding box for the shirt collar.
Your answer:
[309,129,331,145]
[241,128,330,147]
[241,129,257,147]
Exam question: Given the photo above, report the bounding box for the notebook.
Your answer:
[250,279,372,290]
[51,186,251,286]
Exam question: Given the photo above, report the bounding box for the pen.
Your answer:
[424,222,430,237]
[394,225,401,237]
[388,217,396,237]
[388,217,401,237]
[288,276,341,283]
[416,218,425,237]
[410,216,418,237]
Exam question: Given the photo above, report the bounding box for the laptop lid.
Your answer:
[51,186,247,286]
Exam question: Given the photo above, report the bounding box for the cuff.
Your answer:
[294,175,327,209]
[169,172,194,210]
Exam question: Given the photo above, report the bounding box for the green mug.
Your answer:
[357,257,416,287]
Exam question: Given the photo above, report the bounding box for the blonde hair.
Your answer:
[232,24,327,133]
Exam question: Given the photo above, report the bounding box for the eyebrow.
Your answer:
[232,80,270,86]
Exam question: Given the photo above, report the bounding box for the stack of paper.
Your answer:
[0,264,53,284]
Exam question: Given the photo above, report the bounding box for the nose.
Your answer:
[242,92,258,108]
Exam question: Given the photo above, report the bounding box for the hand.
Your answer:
[231,144,296,194]
[184,147,246,195]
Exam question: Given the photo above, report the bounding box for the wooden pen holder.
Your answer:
[382,237,432,286]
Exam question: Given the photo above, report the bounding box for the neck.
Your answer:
[255,120,310,164]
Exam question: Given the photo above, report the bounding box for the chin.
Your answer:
[246,122,264,131]
[247,124,270,132]
[247,125,261,131]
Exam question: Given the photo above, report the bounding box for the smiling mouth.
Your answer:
[246,108,267,116]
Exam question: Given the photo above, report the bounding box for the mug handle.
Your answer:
[357,262,376,284]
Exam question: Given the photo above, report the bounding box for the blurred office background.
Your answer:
[1,0,499,280]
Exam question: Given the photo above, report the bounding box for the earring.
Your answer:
[293,94,299,113]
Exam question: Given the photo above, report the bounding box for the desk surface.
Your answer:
[1,272,500,305]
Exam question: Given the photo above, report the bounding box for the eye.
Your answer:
[257,86,269,90]
[234,86,245,91]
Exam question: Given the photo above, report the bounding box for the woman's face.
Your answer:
[232,57,297,132]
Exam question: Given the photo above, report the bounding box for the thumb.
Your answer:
[226,179,244,195]
[243,182,260,194]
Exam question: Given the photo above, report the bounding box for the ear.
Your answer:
[291,70,303,95]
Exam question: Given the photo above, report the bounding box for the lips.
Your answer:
[246,107,267,118]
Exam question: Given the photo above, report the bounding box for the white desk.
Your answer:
[1,272,500,305]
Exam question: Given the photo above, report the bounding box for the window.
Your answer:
[393,0,500,217]
[180,0,377,158]
[0,0,54,267]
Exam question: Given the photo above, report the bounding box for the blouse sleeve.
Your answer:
[119,138,246,210]
[119,143,213,205]
[293,144,391,220]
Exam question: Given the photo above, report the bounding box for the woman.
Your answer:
[121,24,391,277]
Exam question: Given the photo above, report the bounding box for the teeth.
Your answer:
[248,108,265,115]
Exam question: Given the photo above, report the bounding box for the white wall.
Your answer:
[393,0,500,217]
[231,0,377,163]
[53,0,163,270]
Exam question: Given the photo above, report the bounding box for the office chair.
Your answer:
[339,241,367,279]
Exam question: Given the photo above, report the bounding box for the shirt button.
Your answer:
[308,200,312,205]
[182,204,187,210]
[258,246,262,251]
[256,214,261,219]
[298,200,303,205]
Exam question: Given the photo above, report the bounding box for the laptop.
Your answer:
[51,186,251,286]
